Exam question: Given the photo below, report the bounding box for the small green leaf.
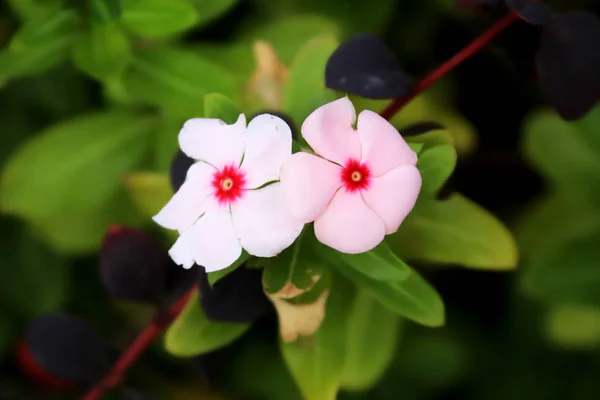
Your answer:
[334,260,444,327]
[123,47,236,118]
[165,290,250,357]
[283,35,340,124]
[6,0,62,20]
[72,23,130,80]
[123,172,173,219]
[523,230,600,307]
[408,142,424,154]
[390,194,518,271]
[405,129,454,149]
[0,111,154,226]
[280,278,350,400]
[91,0,121,24]
[341,289,401,391]
[545,304,600,349]
[204,93,242,124]
[190,0,238,27]
[121,0,199,38]
[319,240,411,282]
[0,10,78,81]
[416,145,456,197]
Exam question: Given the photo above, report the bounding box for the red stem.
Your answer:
[380,11,520,120]
[79,10,522,400]
[80,289,195,400]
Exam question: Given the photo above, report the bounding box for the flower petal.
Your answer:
[168,237,196,269]
[241,114,292,189]
[314,190,385,254]
[179,114,247,169]
[231,183,304,257]
[361,165,422,234]
[153,162,216,231]
[280,152,343,223]
[176,201,242,272]
[301,96,361,165]
[357,110,417,176]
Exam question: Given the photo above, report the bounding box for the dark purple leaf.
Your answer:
[121,387,157,400]
[505,0,554,25]
[454,0,499,10]
[250,110,298,139]
[100,226,169,305]
[399,121,445,137]
[197,265,273,323]
[24,313,110,385]
[325,34,413,99]
[170,150,195,193]
[536,11,600,120]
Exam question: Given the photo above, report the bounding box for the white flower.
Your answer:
[153,114,304,272]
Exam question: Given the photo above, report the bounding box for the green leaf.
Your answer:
[123,172,173,219]
[190,0,238,26]
[334,261,444,327]
[165,290,250,357]
[123,47,237,118]
[283,35,339,125]
[6,0,62,20]
[239,15,340,65]
[408,142,424,154]
[545,304,600,349]
[341,288,401,391]
[72,23,130,80]
[0,111,154,222]
[390,194,518,270]
[0,10,78,81]
[0,217,68,317]
[522,230,600,307]
[416,145,456,197]
[280,277,350,400]
[121,0,199,38]
[204,93,242,124]
[404,129,454,149]
[523,109,600,203]
[318,240,411,282]
[91,0,121,24]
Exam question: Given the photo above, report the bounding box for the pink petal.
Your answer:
[241,114,292,189]
[231,182,304,257]
[174,200,242,272]
[361,165,422,234]
[301,97,361,165]
[280,152,343,223]
[179,114,246,169]
[153,162,216,231]
[357,110,417,176]
[314,190,385,254]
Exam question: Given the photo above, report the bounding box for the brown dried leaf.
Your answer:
[244,41,288,111]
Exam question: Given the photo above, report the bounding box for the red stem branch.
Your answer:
[79,9,522,400]
[80,289,195,400]
[380,11,520,120]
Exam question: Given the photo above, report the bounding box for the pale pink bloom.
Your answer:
[280,97,422,254]
[153,114,304,272]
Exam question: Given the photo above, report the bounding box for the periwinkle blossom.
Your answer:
[153,114,303,272]
[280,97,422,254]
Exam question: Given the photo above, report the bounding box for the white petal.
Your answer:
[179,114,247,169]
[231,182,304,257]
[241,114,292,189]
[168,237,196,269]
[177,201,242,272]
[152,162,216,231]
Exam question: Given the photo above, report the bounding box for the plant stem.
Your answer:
[380,11,520,120]
[80,289,195,400]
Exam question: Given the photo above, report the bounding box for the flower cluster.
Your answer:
[154,97,422,271]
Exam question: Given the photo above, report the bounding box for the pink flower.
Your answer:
[280,97,422,254]
[153,114,304,272]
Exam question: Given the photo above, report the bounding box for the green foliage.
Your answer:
[544,304,600,349]
[391,194,518,270]
[120,0,200,38]
[164,291,250,357]
[204,92,242,123]
[341,289,401,391]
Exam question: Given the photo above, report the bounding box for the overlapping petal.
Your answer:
[241,114,292,189]
[280,152,343,223]
[179,114,246,169]
[314,190,386,254]
[231,183,303,257]
[301,96,361,165]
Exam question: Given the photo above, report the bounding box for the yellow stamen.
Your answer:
[221,178,233,191]
[351,171,362,182]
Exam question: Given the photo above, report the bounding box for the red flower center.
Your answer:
[341,159,371,192]
[212,164,246,205]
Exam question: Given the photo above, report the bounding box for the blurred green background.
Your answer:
[1,0,600,399]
